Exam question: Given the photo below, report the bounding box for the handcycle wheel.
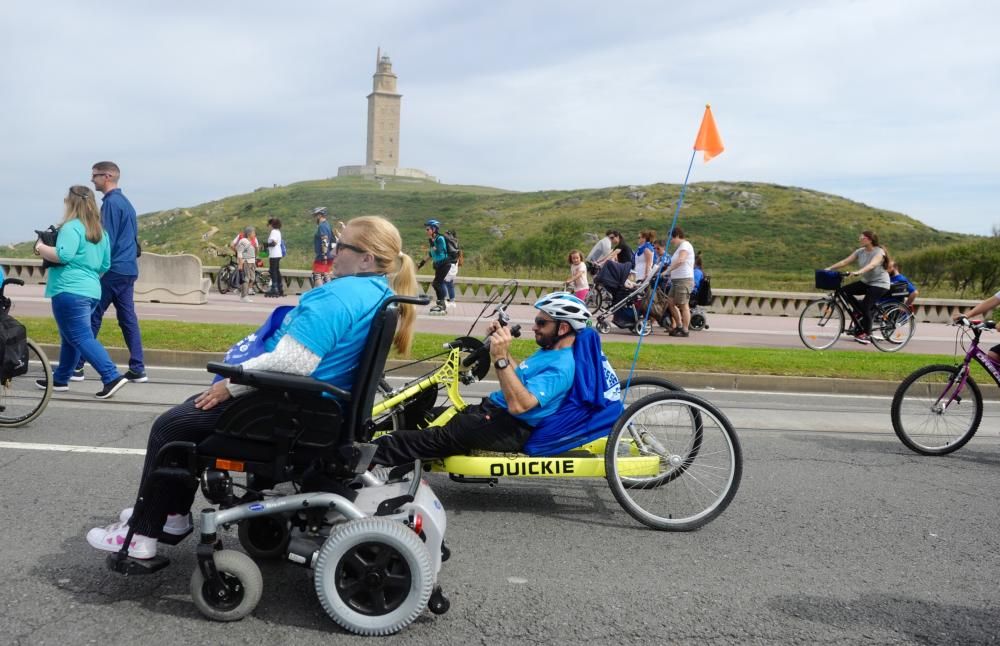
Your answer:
[622,375,684,408]
[216,266,234,295]
[0,338,53,428]
[255,269,271,295]
[870,302,915,352]
[314,517,433,635]
[891,365,982,455]
[605,391,741,531]
[373,379,407,433]
[237,514,291,560]
[798,298,843,350]
[190,549,263,621]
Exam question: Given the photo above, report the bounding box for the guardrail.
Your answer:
[1,257,980,324]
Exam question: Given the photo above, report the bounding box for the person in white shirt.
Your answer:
[666,227,695,337]
[265,217,284,298]
[234,226,256,303]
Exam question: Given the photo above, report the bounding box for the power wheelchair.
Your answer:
[105,295,451,635]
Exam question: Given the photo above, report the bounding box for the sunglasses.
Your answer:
[334,242,367,256]
[533,316,556,327]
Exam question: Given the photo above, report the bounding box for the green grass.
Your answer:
[21,317,985,383]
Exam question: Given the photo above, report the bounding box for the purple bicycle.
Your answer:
[890,317,998,455]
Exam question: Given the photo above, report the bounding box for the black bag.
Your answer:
[697,275,714,306]
[0,314,29,382]
[136,237,142,258]
[35,225,63,270]
[442,232,461,264]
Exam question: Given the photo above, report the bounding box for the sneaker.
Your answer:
[854,333,871,345]
[118,508,193,535]
[240,296,254,303]
[70,368,85,382]
[446,300,457,309]
[124,369,148,383]
[674,329,690,337]
[86,522,157,559]
[95,376,128,400]
[36,379,68,392]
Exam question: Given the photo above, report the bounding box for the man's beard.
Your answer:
[535,328,561,350]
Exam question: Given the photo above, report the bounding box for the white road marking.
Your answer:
[0,441,144,456]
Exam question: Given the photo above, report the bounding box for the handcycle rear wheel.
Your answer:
[891,365,982,455]
[0,338,53,428]
[870,302,915,352]
[798,298,844,350]
[605,391,741,531]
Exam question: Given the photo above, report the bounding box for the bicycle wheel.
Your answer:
[585,287,604,314]
[255,269,271,294]
[0,339,53,428]
[871,302,915,352]
[216,266,234,294]
[605,391,742,531]
[798,298,844,350]
[622,375,684,407]
[891,365,982,455]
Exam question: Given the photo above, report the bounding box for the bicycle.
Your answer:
[890,317,997,455]
[798,270,915,352]
[373,280,742,531]
[0,278,53,427]
[215,253,270,296]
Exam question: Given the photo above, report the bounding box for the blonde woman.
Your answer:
[86,215,419,559]
[34,186,127,399]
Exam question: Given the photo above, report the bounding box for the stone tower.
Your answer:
[366,50,401,168]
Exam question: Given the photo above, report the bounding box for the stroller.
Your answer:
[591,260,662,336]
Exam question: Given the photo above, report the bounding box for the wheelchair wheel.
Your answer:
[871,302,915,353]
[605,392,742,531]
[622,375,684,408]
[190,550,263,621]
[689,313,706,331]
[0,339,53,428]
[238,515,291,560]
[314,517,433,636]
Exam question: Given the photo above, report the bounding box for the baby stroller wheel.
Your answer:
[238,515,292,560]
[190,550,263,622]
[633,319,652,336]
[690,313,706,331]
[596,318,611,334]
[314,517,434,635]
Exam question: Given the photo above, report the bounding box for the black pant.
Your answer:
[842,281,889,335]
[130,395,240,537]
[372,399,534,466]
[269,257,283,294]
[431,261,450,301]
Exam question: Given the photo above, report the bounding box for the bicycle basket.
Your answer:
[815,270,842,290]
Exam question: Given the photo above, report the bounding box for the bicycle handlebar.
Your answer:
[954,316,997,331]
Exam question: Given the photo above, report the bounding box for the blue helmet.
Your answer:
[424,219,440,230]
[534,292,591,331]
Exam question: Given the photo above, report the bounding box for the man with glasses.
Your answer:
[75,161,146,383]
[373,292,590,465]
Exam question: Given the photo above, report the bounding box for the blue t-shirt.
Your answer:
[44,219,111,300]
[693,267,704,294]
[265,274,392,391]
[101,189,139,276]
[314,220,333,261]
[891,273,917,294]
[488,346,575,427]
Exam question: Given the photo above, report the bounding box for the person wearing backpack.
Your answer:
[419,219,450,314]
[264,217,285,298]
[443,229,462,309]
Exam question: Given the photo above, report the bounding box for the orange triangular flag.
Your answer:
[693,105,724,162]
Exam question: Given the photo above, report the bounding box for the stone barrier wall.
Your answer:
[0,257,982,323]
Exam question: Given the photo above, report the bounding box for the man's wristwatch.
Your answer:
[494,358,510,371]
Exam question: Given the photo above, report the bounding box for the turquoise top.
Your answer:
[44,219,111,300]
[489,346,576,426]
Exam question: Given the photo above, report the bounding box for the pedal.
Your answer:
[106,552,171,575]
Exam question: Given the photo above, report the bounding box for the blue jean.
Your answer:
[445,280,456,301]
[76,271,145,373]
[51,292,121,385]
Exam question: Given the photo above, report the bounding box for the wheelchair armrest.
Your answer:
[206,361,350,399]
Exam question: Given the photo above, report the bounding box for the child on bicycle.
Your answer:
[566,250,589,301]
[825,230,891,345]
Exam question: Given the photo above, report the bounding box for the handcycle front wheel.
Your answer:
[622,375,685,408]
[798,297,844,350]
[605,391,742,531]
[891,364,982,455]
[0,338,53,428]
[870,302,916,352]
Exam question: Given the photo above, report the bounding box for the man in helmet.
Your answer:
[420,219,450,314]
[373,292,590,464]
[311,207,334,286]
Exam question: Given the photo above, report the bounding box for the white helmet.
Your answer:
[534,292,591,331]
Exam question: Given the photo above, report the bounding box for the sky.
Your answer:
[2,0,998,246]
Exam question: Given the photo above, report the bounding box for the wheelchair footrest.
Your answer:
[157,526,193,546]
[106,552,171,575]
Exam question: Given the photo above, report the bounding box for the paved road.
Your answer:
[2,372,999,644]
[8,283,965,355]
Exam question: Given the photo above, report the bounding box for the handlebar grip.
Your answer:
[510,324,521,338]
[461,346,488,368]
[2,278,25,288]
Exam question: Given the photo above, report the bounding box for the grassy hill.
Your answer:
[6,176,980,293]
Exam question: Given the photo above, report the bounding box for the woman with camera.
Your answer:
[33,186,127,399]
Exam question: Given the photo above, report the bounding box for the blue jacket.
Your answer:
[101,189,139,276]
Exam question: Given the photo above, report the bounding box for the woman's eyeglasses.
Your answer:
[334,242,367,256]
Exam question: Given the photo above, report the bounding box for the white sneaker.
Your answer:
[86,522,157,559]
[118,507,193,535]
[446,300,457,309]
[240,296,254,303]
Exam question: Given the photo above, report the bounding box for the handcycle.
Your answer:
[105,295,452,635]
[0,278,53,427]
[215,252,270,295]
[373,281,742,531]
[798,270,916,352]
[890,317,998,455]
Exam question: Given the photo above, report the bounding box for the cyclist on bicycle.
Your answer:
[957,291,1000,362]
[372,292,590,465]
[825,230,891,344]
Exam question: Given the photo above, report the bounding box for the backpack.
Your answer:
[697,275,713,306]
[442,232,461,264]
[280,239,287,257]
[0,313,29,383]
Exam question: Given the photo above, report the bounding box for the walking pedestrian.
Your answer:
[311,207,334,286]
[235,226,256,303]
[265,218,284,297]
[666,227,696,337]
